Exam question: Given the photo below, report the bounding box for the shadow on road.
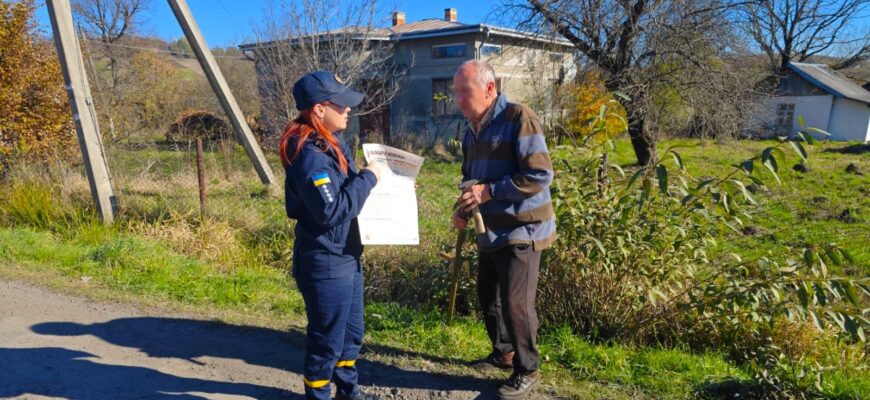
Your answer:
[0,317,499,399]
[0,346,296,399]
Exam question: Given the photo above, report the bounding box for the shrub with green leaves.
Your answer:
[536,104,869,394]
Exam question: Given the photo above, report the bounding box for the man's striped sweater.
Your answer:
[461,93,557,251]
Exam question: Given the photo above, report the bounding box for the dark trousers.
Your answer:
[297,268,364,400]
[477,244,541,373]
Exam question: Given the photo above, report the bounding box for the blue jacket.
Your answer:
[284,135,377,280]
[461,93,557,251]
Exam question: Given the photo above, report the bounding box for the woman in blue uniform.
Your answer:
[280,71,382,400]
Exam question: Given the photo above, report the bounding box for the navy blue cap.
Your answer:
[292,71,364,110]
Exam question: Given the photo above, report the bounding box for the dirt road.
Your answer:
[0,278,554,400]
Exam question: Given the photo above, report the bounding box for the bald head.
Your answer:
[453,60,498,124]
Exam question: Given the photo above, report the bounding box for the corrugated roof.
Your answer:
[788,62,870,104]
[387,19,464,34]
[281,20,468,40]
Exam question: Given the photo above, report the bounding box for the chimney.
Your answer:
[444,8,457,22]
[392,11,405,26]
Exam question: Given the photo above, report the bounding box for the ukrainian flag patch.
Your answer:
[312,173,331,187]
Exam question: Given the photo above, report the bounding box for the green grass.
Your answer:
[0,226,302,314]
[364,303,761,399]
[1,137,868,399]
[609,139,870,272]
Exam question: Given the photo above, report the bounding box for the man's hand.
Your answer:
[458,183,492,214]
[451,210,468,231]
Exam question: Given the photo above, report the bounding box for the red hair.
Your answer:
[279,108,349,174]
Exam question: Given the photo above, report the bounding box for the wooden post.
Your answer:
[45,0,117,224]
[195,137,207,217]
[444,229,468,324]
[219,139,232,181]
[166,0,276,186]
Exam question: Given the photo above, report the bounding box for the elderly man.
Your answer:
[452,60,556,399]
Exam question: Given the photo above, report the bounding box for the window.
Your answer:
[776,103,795,134]
[432,78,459,116]
[481,44,502,57]
[432,43,466,59]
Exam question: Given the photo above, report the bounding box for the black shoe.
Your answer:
[497,370,540,400]
[335,391,372,400]
[335,394,360,400]
[471,351,514,371]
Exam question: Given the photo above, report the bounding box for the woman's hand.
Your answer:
[365,159,385,182]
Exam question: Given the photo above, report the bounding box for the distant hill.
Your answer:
[89,35,250,79]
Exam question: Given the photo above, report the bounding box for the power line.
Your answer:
[214,0,246,34]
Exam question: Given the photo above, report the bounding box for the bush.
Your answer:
[165,109,229,144]
[554,72,628,145]
[0,0,76,172]
[540,108,869,393]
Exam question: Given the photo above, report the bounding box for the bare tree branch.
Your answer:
[249,0,407,139]
[511,0,753,164]
[739,0,870,72]
[72,0,148,89]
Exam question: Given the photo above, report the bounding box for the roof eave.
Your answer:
[391,24,574,48]
[787,62,870,104]
[240,33,390,50]
[241,24,576,52]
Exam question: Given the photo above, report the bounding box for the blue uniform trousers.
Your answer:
[296,267,364,400]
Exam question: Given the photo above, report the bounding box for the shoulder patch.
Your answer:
[311,172,335,204]
[312,172,331,187]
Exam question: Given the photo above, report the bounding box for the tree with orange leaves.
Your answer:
[0,0,75,172]
[561,72,627,145]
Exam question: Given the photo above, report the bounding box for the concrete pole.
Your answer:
[45,0,117,224]
[166,0,276,186]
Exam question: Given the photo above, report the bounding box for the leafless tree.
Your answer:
[739,0,870,73]
[72,0,149,88]
[505,0,760,164]
[248,0,406,138]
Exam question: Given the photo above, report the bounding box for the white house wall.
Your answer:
[828,98,870,142]
[764,95,833,137]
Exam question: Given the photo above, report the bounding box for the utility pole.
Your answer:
[45,0,117,224]
[166,0,276,186]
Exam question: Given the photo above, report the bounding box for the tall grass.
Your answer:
[0,164,97,231]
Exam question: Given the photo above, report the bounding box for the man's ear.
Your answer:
[487,81,497,98]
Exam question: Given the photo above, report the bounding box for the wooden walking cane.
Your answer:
[439,227,467,324]
[439,180,487,324]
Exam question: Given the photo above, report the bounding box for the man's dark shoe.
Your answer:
[497,370,540,400]
[471,351,514,371]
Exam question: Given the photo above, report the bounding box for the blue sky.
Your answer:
[33,1,868,50]
[34,1,501,47]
